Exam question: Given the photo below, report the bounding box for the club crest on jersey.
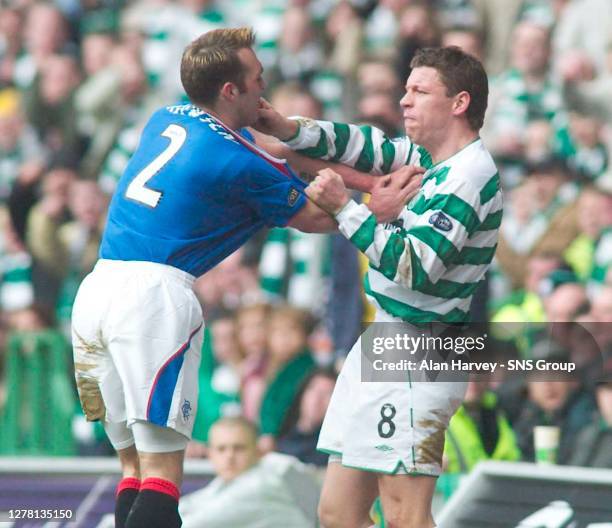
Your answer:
[288,188,300,206]
[429,212,453,232]
[181,399,192,421]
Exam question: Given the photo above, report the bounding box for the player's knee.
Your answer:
[384,502,434,528]
[318,501,345,528]
[318,502,369,528]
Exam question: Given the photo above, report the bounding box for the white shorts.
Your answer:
[317,311,467,476]
[71,259,204,440]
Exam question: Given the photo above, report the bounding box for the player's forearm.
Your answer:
[284,118,413,175]
[287,200,338,233]
[302,207,338,233]
[285,149,375,193]
[257,138,376,193]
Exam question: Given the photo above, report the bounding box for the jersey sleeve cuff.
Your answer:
[335,199,374,239]
[284,117,321,150]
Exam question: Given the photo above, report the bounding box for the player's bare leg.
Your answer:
[318,462,378,528]
[377,473,437,528]
[138,449,185,486]
[118,444,140,478]
[115,445,141,528]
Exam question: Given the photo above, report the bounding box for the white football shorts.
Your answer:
[71,259,204,441]
[318,310,467,476]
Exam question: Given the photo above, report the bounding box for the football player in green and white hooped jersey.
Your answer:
[257,46,501,528]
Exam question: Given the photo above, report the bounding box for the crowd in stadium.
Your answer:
[1,0,612,504]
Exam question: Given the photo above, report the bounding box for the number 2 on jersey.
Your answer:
[126,124,187,207]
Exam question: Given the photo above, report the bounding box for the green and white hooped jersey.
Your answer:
[285,119,503,323]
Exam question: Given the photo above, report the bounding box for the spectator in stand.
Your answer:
[189,311,242,450]
[23,54,82,155]
[564,184,612,295]
[444,377,521,474]
[324,0,364,78]
[357,59,401,99]
[257,306,316,453]
[0,88,46,209]
[562,113,608,183]
[496,158,580,288]
[14,3,71,90]
[273,6,323,85]
[510,341,596,462]
[0,7,24,89]
[542,278,589,323]
[27,178,105,322]
[394,2,440,82]
[0,211,33,313]
[357,92,403,138]
[238,303,271,423]
[578,287,612,352]
[554,0,612,79]
[277,368,337,466]
[24,161,75,307]
[566,357,612,468]
[441,26,484,61]
[180,417,319,528]
[77,43,149,180]
[483,21,565,188]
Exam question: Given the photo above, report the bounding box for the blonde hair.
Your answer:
[180,27,255,106]
[209,416,258,444]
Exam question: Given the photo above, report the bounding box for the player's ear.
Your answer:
[220,82,239,100]
[452,91,471,117]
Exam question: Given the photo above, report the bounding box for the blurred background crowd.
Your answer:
[1,0,612,515]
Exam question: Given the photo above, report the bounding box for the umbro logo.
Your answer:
[428,212,453,232]
[375,444,394,452]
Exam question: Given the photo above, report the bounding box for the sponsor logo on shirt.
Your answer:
[384,218,406,236]
[429,212,453,232]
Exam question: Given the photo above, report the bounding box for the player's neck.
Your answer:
[426,126,479,165]
[197,102,243,132]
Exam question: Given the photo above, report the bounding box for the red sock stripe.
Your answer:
[140,477,180,501]
[116,477,141,496]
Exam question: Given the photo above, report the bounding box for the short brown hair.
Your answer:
[410,46,488,130]
[269,305,315,335]
[180,27,255,106]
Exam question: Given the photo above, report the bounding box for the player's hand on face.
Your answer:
[305,168,350,215]
[252,98,299,140]
[368,165,424,223]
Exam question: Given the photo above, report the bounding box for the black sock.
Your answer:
[115,477,140,528]
[125,477,181,528]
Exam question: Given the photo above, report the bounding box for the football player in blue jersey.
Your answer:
[71,27,337,528]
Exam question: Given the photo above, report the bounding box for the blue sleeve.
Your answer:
[242,162,308,227]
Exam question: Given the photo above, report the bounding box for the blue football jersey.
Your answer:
[100,104,308,277]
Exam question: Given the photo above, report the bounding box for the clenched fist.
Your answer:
[369,165,424,223]
[305,169,350,215]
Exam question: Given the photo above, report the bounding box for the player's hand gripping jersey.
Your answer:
[285,119,503,323]
[100,104,307,277]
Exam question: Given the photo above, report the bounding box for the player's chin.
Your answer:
[404,122,420,141]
